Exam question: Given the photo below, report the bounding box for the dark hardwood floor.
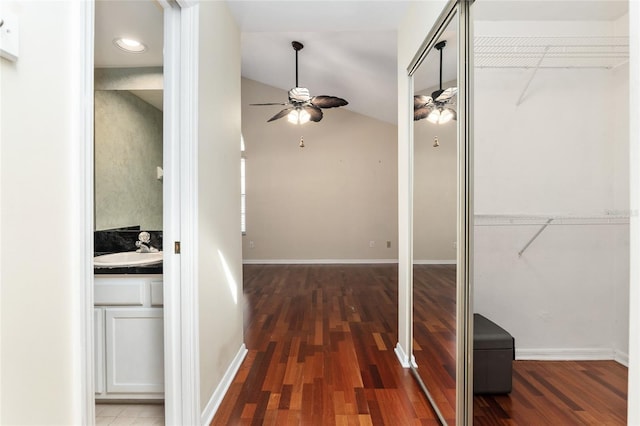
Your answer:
[413,264,457,424]
[474,360,628,425]
[210,264,628,425]
[211,264,440,425]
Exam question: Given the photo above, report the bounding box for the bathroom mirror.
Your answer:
[411,16,458,425]
[94,88,163,231]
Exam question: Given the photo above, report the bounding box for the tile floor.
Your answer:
[95,403,164,425]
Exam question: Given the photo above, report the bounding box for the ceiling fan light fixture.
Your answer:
[113,37,147,53]
[427,109,441,124]
[298,109,311,124]
[287,109,300,124]
[287,108,311,125]
[439,108,455,124]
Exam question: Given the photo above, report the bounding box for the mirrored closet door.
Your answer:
[408,1,473,424]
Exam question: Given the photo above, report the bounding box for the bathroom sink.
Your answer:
[94,251,163,268]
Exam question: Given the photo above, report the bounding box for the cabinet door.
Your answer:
[105,308,164,394]
[94,308,105,395]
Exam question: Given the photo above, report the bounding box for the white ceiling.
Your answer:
[95,0,163,68]
[95,0,628,123]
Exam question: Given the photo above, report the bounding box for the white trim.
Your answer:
[180,3,201,423]
[413,259,456,265]
[78,0,95,423]
[394,342,417,368]
[161,2,184,424]
[200,344,248,426]
[515,348,618,361]
[242,259,398,265]
[615,350,629,367]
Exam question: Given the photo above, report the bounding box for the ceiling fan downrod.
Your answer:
[432,40,447,100]
[292,41,304,88]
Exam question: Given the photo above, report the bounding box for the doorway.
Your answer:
[82,1,199,424]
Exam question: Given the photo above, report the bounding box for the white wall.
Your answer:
[396,0,449,363]
[628,1,640,423]
[196,1,245,419]
[0,1,85,424]
[241,78,398,262]
[473,19,630,361]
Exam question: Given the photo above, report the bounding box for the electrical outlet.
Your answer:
[386,241,391,248]
[249,240,255,248]
[453,241,457,249]
[369,240,375,248]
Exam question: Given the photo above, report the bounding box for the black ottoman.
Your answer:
[473,313,514,394]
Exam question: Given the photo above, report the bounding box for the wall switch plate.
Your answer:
[369,240,375,248]
[0,13,19,62]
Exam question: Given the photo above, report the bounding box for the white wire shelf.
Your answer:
[474,214,630,227]
[475,213,630,256]
[475,36,629,69]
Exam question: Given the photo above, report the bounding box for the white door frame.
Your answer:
[163,0,201,424]
[80,1,201,424]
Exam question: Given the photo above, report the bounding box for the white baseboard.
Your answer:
[243,259,398,265]
[615,349,629,367]
[394,343,416,368]
[515,348,618,361]
[200,343,248,426]
[413,260,456,265]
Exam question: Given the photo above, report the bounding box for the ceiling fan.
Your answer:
[250,41,349,124]
[414,40,458,124]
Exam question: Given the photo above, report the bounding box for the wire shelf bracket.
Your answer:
[518,218,553,257]
[516,45,549,106]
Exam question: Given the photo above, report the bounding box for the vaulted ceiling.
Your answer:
[95,0,628,124]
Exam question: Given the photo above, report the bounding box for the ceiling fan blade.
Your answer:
[310,95,348,109]
[435,87,458,102]
[250,102,290,106]
[414,106,434,121]
[267,108,293,122]
[414,95,433,108]
[303,105,323,122]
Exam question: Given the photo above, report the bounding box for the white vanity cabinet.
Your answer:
[94,275,164,400]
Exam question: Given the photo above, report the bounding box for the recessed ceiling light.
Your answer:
[113,37,147,53]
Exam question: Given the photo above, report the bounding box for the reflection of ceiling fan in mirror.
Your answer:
[250,41,349,124]
[414,40,457,124]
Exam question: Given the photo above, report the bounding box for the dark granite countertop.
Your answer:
[94,265,163,275]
